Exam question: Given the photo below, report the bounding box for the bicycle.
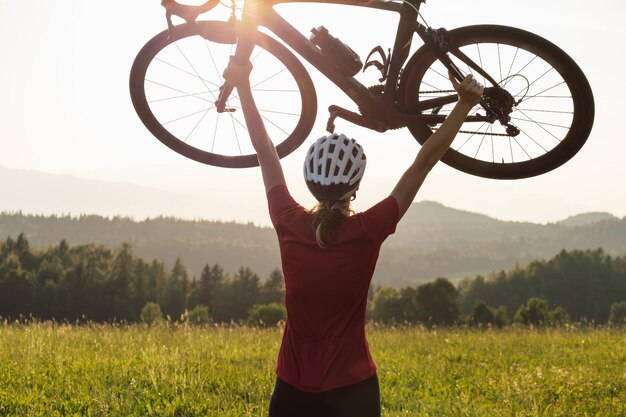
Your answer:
[129,0,595,179]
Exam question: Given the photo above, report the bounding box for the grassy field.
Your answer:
[0,322,624,417]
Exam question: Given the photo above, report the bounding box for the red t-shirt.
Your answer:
[267,185,399,392]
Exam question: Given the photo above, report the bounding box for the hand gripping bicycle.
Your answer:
[130,0,594,179]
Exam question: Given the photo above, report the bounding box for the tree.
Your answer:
[109,243,135,321]
[547,306,571,326]
[514,297,550,326]
[0,253,33,319]
[227,267,261,322]
[369,287,404,324]
[247,303,286,327]
[259,269,284,305]
[609,301,626,327]
[416,278,460,326]
[188,304,211,325]
[492,305,509,328]
[193,263,225,313]
[514,297,570,326]
[163,258,190,321]
[473,301,495,327]
[141,302,163,325]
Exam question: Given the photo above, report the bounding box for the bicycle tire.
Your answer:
[130,21,317,168]
[399,25,595,179]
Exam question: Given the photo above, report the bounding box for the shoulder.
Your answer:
[354,196,399,243]
[267,185,308,229]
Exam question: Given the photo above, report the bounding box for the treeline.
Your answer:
[1,235,626,326]
[0,234,284,325]
[3,208,626,287]
[458,248,626,323]
[370,248,626,326]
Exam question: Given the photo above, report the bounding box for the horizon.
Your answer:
[0,163,621,227]
[1,1,625,226]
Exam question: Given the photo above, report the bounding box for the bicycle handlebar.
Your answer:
[161,0,221,24]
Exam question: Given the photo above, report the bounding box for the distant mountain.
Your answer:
[2,208,626,288]
[557,212,617,227]
[0,165,219,220]
[2,166,625,287]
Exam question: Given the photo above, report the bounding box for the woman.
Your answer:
[223,58,483,417]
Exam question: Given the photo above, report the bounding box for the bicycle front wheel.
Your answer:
[130,21,317,168]
[400,25,595,179]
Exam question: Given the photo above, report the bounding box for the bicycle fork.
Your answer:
[215,4,257,113]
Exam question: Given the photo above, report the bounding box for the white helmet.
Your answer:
[303,133,367,202]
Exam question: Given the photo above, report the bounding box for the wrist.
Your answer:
[455,100,475,113]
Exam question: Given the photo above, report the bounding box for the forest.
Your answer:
[1,234,625,327]
[1,207,625,287]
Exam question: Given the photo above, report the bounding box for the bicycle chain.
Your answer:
[458,130,514,137]
[419,89,456,94]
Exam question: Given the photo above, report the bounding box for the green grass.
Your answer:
[0,323,624,416]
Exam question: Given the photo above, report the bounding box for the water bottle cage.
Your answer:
[363,46,391,82]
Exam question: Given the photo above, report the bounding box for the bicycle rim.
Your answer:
[401,25,595,179]
[130,21,317,168]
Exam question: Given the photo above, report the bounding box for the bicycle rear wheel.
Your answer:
[400,25,595,179]
[130,21,317,168]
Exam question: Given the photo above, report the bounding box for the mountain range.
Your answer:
[1,165,624,287]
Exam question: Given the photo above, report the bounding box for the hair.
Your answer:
[310,192,356,248]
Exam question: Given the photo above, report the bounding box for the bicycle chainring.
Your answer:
[368,84,385,97]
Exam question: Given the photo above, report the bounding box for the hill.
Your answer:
[2,204,625,287]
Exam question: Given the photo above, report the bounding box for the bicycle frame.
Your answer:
[228,0,449,132]
[163,0,494,132]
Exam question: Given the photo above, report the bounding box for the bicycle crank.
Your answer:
[326,105,387,133]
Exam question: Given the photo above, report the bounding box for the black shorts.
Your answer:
[268,373,381,417]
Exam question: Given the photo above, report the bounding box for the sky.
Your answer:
[1,0,625,226]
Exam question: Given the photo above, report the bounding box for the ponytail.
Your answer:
[311,200,352,248]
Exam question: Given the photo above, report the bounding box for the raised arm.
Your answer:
[222,58,286,194]
[390,74,483,221]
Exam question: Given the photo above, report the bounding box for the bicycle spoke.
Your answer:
[251,68,288,89]
[475,43,486,85]
[252,88,300,93]
[261,114,290,136]
[250,48,264,63]
[162,108,211,126]
[510,116,571,130]
[146,80,213,103]
[509,135,514,163]
[513,66,554,98]
[490,125,495,163]
[516,109,564,142]
[516,108,573,115]
[474,129,489,159]
[517,129,542,158]
[258,108,301,117]
[511,55,538,80]
[427,66,452,82]
[174,42,217,101]
[518,81,568,104]
[204,39,224,85]
[211,113,220,153]
[229,112,244,156]
[505,47,520,85]
[497,43,503,82]
[154,57,221,89]
[512,134,532,160]
[456,121,488,152]
[185,107,213,142]
[420,80,442,91]
[148,91,218,104]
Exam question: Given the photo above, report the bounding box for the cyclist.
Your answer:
[223,58,483,417]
